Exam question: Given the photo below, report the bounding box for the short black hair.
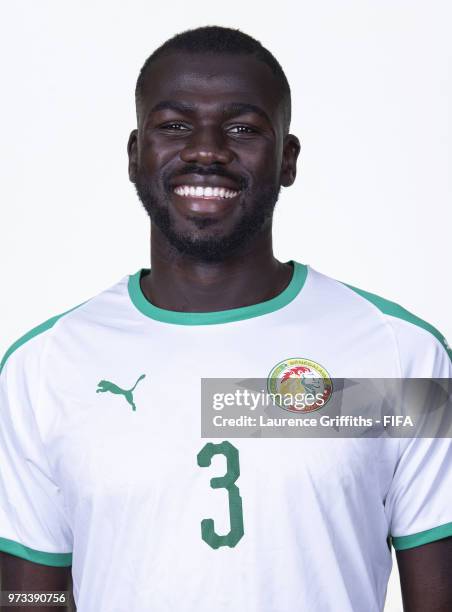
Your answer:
[135,25,292,133]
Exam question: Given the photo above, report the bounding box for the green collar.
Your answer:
[128,260,308,325]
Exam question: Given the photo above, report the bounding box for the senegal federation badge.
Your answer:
[267,358,333,413]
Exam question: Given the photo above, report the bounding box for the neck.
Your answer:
[140,224,293,313]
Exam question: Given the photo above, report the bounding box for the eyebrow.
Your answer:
[223,103,271,124]
[148,100,272,124]
[149,100,195,115]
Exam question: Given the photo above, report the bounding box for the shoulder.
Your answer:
[306,265,452,376]
[0,273,130,377]
[0,303,86,381]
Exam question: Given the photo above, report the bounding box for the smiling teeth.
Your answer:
[174,185,239,199]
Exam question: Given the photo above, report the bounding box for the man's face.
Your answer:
[128,52,299,262]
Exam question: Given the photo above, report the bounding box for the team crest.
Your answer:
[267,358,332,413]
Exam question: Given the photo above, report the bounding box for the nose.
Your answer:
[180,126,234,166]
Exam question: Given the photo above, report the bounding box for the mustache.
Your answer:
[163,164,248,191]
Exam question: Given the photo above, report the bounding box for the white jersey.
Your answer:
[1,261,451,612]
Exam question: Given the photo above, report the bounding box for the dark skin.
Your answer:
[127,52,299,312]
[2,51,451,611]
[396,537,452,611]
[0,553,72,611]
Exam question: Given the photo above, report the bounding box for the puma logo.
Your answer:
[96,374,146,411]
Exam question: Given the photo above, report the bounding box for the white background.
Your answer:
[1,1,451,609]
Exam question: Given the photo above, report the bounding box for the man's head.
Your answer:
[128,26,300,262]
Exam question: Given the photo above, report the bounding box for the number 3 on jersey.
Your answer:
[197,441,244,549]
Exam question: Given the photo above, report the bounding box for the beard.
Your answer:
[133,166,281,263]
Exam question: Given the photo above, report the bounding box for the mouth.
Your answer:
[173,184,240,200]
[169,175,242,217]
[169,172,243,202]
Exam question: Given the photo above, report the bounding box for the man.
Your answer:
[1,25,451,612]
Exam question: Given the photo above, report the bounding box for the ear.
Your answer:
[127,129,139,183]
[280,134,301,187]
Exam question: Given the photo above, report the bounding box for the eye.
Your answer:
[160,122,190,131]
[228,125,256,134]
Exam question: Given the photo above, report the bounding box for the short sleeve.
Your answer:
[385,330,452,551]
[0,330,73,567]
[386,436,452,550]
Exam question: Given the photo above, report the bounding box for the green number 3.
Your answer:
[197,441,244,549]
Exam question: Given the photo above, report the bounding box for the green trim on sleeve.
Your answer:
[0,301,86,375]
[343,283,452,363]
[128,261,308,325]
[392,522,452,551]
[0,537,72,567]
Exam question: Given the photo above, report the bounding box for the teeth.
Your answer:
[174,185,239,199]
